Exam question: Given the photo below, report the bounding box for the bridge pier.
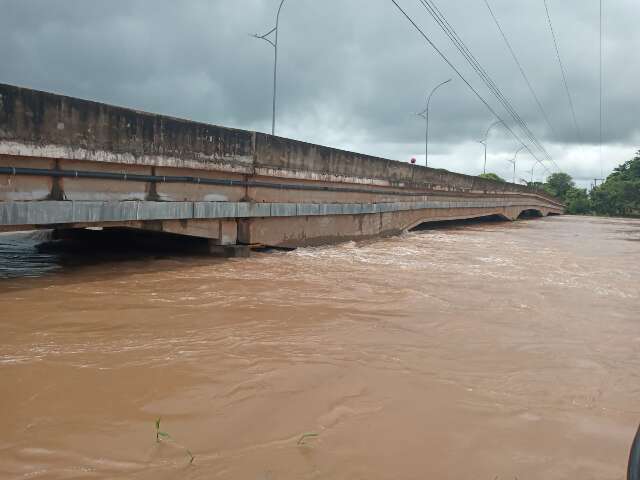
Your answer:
[208,243,251,257]
[159,219,238,245]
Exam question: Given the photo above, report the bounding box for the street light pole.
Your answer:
[529,163,536,184]
[478,120,503,174]
[507,145,525,184]
[417,78,451,168]
[252,0,286,136]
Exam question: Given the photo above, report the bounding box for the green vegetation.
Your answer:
[297,432,319,445]
[479,172,505,182]
[155,417,195,465]
[155,417,171,442]
[564,187,592,215]
[591,152,640,216]
[544,172,575,199]
[479,150,640,217]
[541,172,593,215]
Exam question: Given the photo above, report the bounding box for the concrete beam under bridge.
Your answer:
[0,83,564,253]
[0,199,560,248]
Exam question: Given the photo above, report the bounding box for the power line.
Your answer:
[599,0,604,178]
[414,0,555,171]
[542,0,582,142]
[482,0,557,138]
[388,0,553,176]
[397,0,554,176]
[413,0,559,172]
[417,0,555,169]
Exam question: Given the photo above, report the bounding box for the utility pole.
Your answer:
[252,0,286,136]
[477,120,503,174]
[417,78,452,167]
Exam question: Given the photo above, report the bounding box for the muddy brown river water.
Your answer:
[1,215,639,479]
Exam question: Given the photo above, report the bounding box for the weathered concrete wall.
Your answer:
[0,83,558,200]
[253,134,535,195]
[0,83,255,174]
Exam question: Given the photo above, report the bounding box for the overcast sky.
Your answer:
[1,0,638,186]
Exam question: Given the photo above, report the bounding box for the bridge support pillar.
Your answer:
[160,219,238,245]
[207,242,251,258]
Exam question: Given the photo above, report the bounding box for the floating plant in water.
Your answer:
[155,417,171,442]
[297,432,319,446]
[154,417,195,464]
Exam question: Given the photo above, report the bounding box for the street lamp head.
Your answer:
[251,30,276,48]
[482,119,504,140]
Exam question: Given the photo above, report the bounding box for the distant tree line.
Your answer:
[480,150,640,217]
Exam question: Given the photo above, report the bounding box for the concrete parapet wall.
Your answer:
[0,83,560,201]
[253,134,531,195]
[0,84,254,175]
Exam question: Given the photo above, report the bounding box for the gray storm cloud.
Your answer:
[1,0,638,183]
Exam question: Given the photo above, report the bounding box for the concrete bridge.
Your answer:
[0,83,563,255]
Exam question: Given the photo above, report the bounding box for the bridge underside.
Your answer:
[0,196,559,250]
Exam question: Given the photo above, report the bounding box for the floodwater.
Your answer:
[1,215,639,479]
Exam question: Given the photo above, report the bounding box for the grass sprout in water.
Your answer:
[155,417,195,464]
[155,417,170,442]
[297,432,319,446]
